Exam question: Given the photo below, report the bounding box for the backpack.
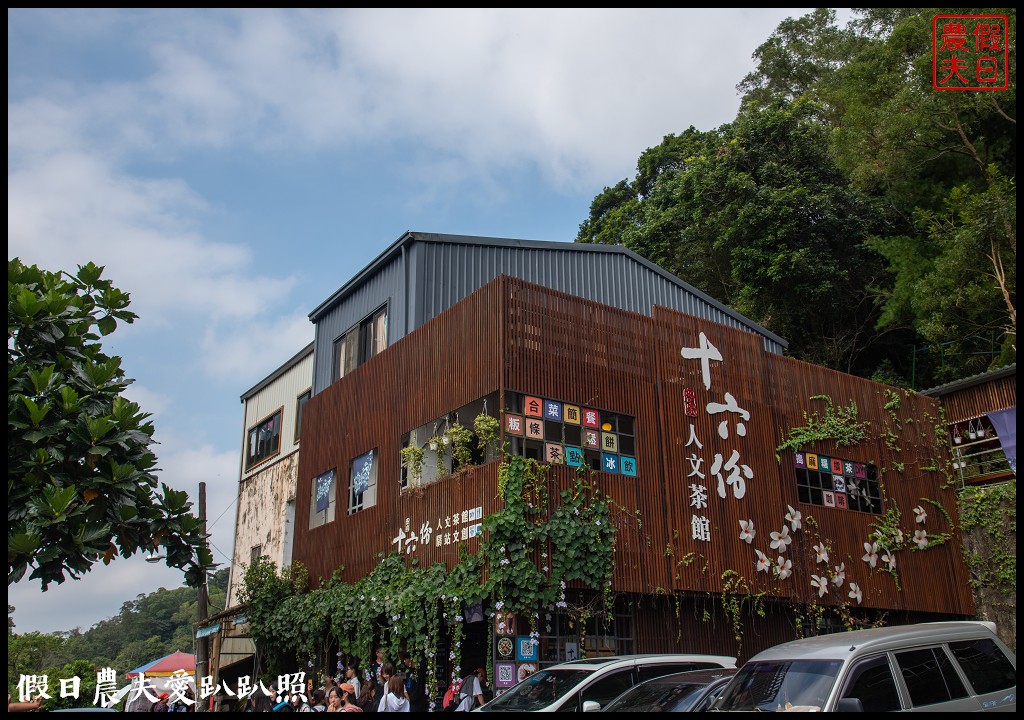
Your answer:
[441,680,462,712]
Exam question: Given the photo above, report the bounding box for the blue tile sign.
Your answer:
[602,453,619,473]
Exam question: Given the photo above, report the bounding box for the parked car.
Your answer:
[476,654,736,712]
[598,667,738,712]
[711,620,1016,712]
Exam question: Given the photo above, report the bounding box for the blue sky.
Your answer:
[8,8,826,635]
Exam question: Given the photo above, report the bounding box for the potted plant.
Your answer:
[474,412,500,458]
[401,444,425,487]
[446,421,475,471]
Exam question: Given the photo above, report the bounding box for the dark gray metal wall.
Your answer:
[312,253,406,394]
[412,241,785,353]
[312,235,786,395]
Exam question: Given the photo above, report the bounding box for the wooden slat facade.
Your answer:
[930,371,1016,424]
[295,275,974,620]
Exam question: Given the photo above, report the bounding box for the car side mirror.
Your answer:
[582,700,602,712]
[836,697,865,712]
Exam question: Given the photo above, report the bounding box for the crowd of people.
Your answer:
[233,649,492,713]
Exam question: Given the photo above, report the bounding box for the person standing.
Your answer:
[325,687,343,713]
[344,663,362,701]
[455,672,484,712]
[375,664,395,713]
[356,681,378,713]
[379,676,409,712]
[338,684,362,712]
[153,692,172,712]
[399,654,427,713]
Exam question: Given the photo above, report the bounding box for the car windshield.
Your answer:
[713,660,842,711]
[479,668,594,711]
[605,680,710,712]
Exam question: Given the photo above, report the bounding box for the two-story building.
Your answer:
[281,231,972,678]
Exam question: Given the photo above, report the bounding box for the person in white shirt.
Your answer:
[456,674,484,712]
[379,675,410,712]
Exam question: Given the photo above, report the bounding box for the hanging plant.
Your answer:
[474,412,500,456]
[428,434,450,478]
[447,421,475,471]
[401,444,426,487]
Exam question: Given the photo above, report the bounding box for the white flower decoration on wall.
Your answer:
[881,549,896,572]
[862,541,879,568]
[776,556,793,580]
[770,525,792,553]
[813,543,829,565]
[831,562,846,587]
[849,582,863,604]
[785,505,803,531]
[892,528,904,545]
[754,549,771,573]
[914,529,929,550]
[913,505,927,524]
[739,519,756,544]
[810,574,829,598]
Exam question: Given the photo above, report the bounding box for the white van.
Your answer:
[711,621,1016,712]
[475,654,737,712]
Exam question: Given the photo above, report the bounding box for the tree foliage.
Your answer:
[6,569,227,691]
[578,8,1015,387]
[8,258,213,589]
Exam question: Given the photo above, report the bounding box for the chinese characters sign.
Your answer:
[392,506,484,554]
[505,394,638,476]
[933,14,1009,90]
[794,452,881,514]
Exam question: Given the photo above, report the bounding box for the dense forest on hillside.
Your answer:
[578,8,1016,389]
[7,568,228,703]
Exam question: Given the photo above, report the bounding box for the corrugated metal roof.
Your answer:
[919,364,1016,397]
[308,231,787,349]
[239,342,314,402]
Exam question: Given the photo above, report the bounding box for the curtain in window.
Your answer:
[986,407,1017,473]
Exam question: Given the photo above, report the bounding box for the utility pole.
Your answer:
[196,481,209,712]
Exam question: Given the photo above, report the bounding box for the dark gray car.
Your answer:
[600,668,737,712]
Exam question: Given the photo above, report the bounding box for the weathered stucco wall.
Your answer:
[227,450,299,606]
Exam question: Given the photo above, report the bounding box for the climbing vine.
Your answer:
[957,482,1016,594]
[240,453,619,686]
[775,395,872,457]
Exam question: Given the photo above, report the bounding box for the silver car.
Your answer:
[476,654,737,712]
[711,621,1016,712]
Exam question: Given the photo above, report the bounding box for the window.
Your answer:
[840,655,902,712]
[349,449,378,514]
[948,415,1013,484]
[309,469,337,529]
[505,393,637,476]
[895,647,968,708]
[948,638,1016,695]
[333,305,388,382]
[579,669,635,710]
[246,408,282,470]
[250,545,263,564]
[400,393,499,491]
[294,389,311,443]
[793,453,880,515]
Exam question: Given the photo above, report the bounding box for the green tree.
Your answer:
[578,99,892,373]
[8,258,212,590]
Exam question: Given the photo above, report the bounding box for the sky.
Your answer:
[8,8,835,636]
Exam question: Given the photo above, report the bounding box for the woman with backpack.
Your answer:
[455,672,484,712]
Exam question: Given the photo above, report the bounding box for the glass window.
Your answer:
[579,669,635,710]
[840,655,902,712]
[309,468,337,529]
[294,389,311,443]
[480,668,593,712]
[333,305,388,383]
[714,660,842,711]
[246,409,282,470]
[895,647,968,707]
[948,638,1016,695]
[349,449,378,514]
